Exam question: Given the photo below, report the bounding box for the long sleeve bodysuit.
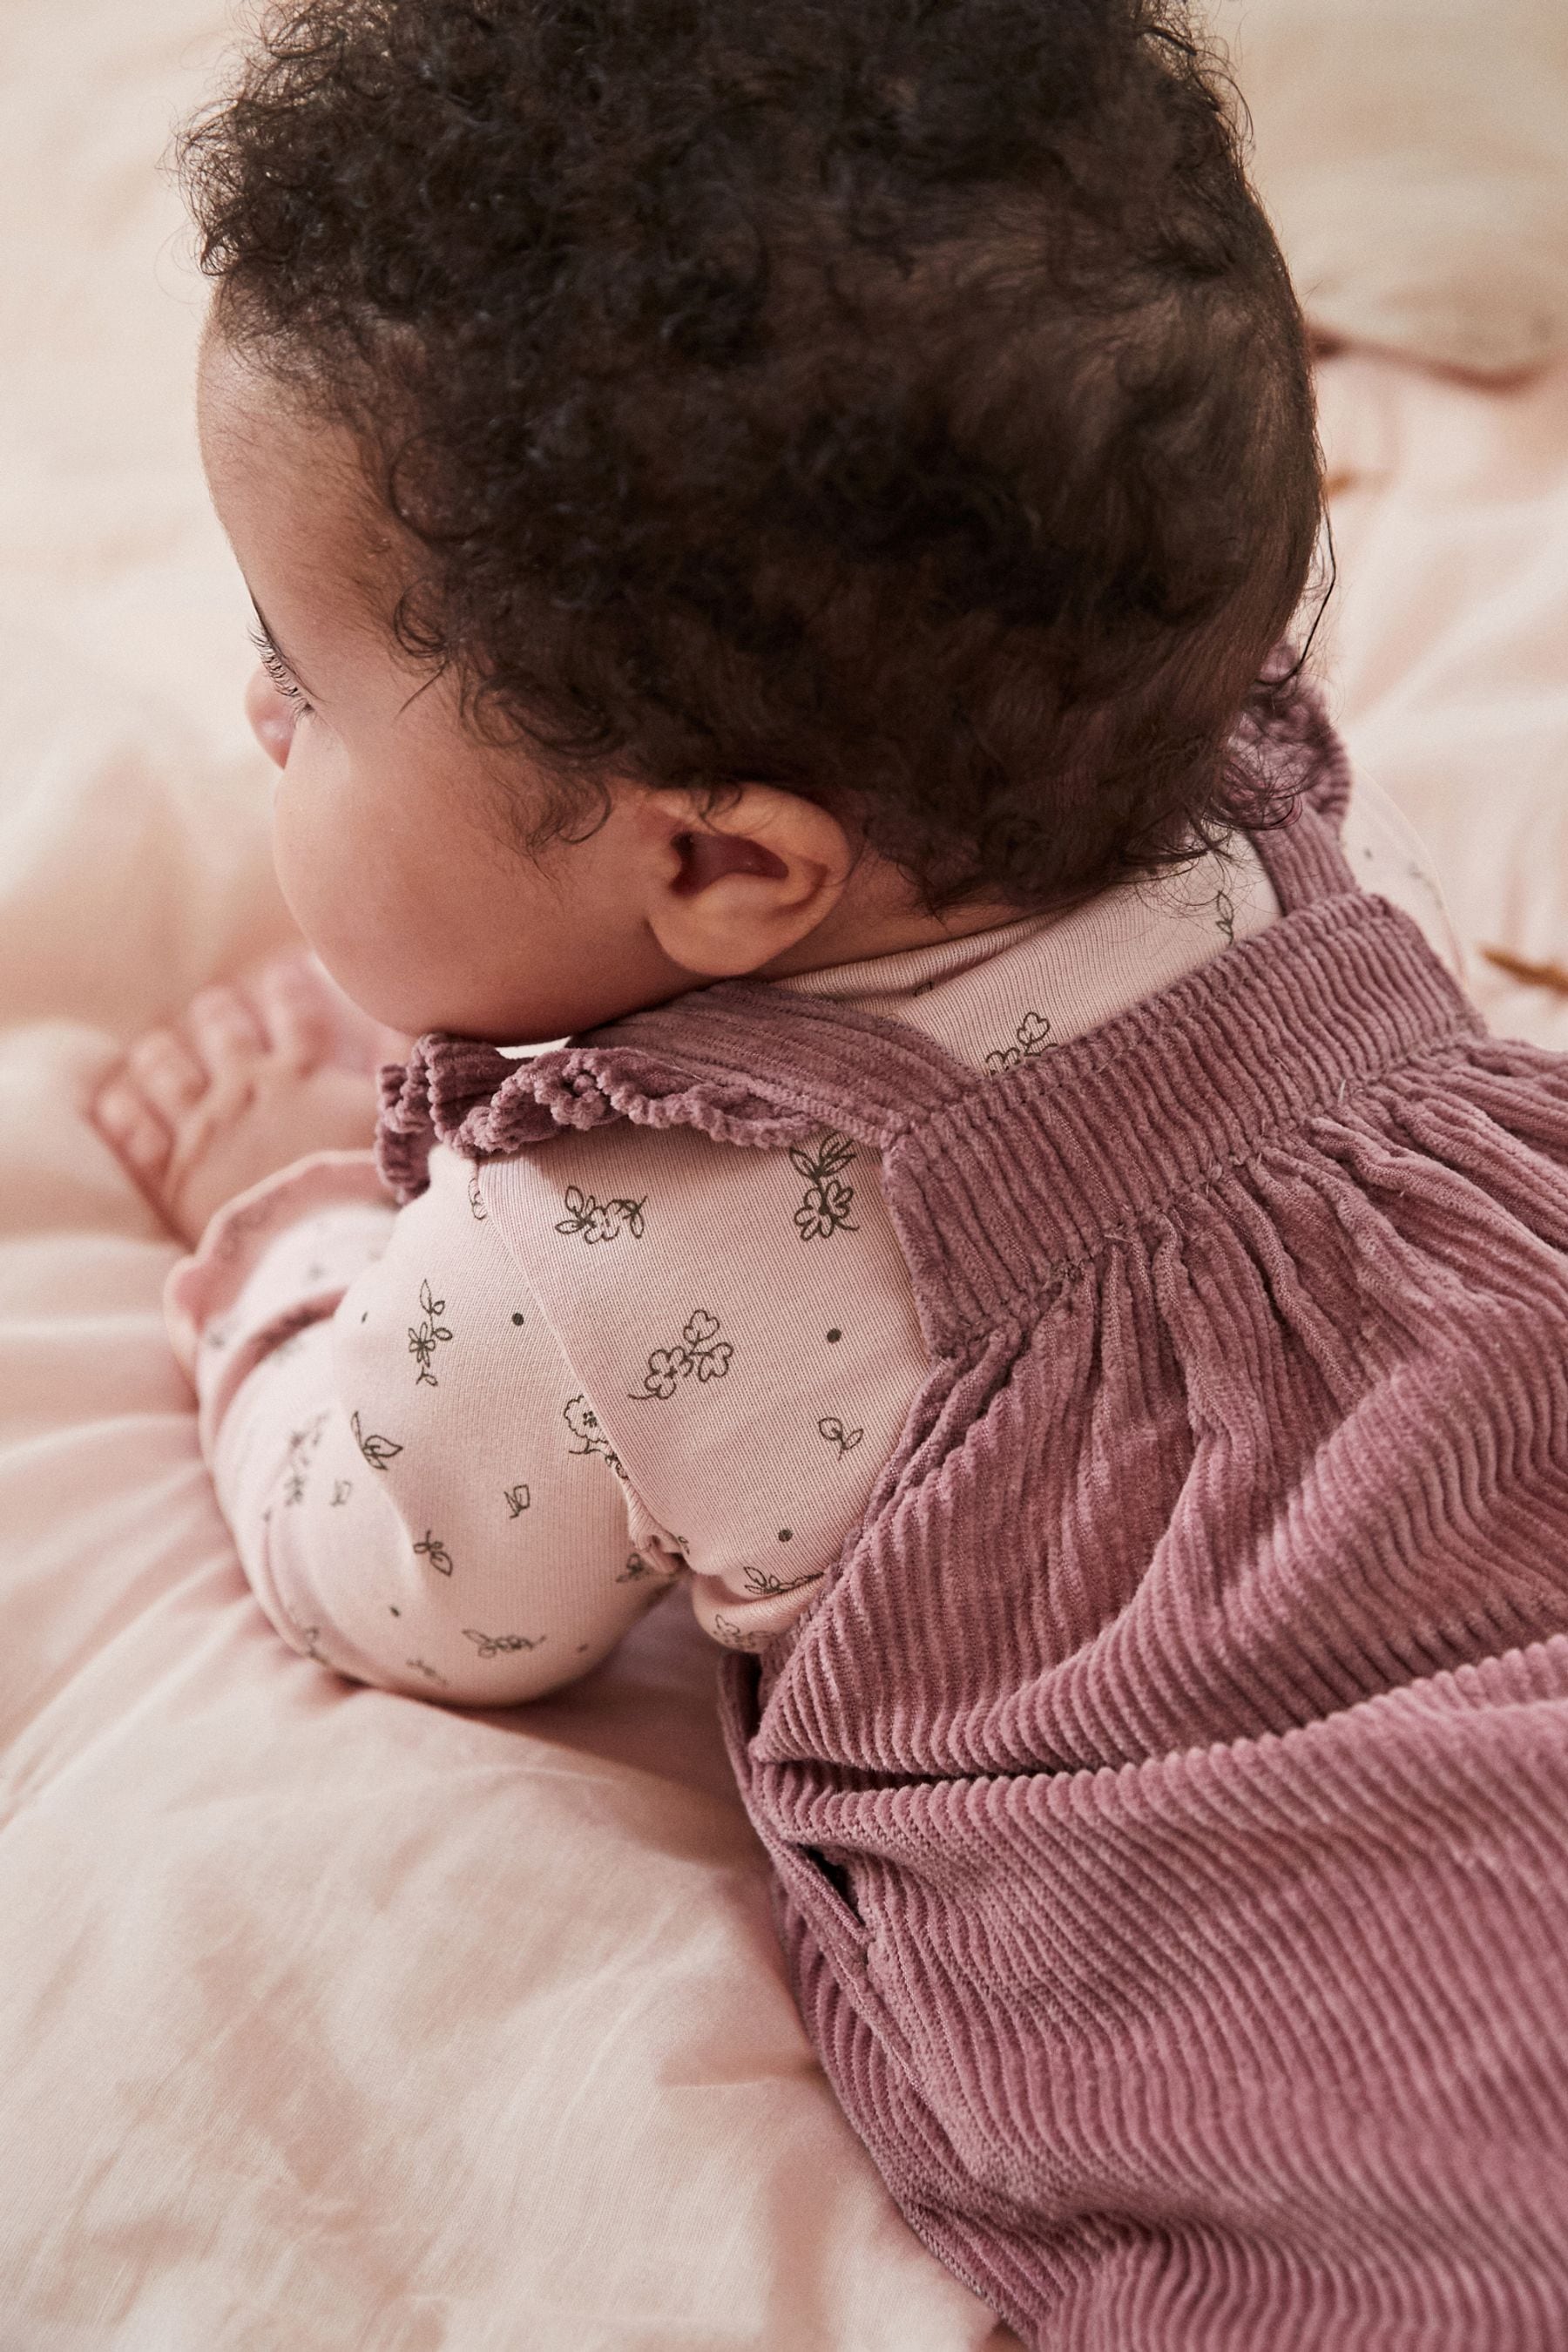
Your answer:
[166,781,1461,1702]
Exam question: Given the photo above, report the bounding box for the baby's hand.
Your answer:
[93,959,394,1247]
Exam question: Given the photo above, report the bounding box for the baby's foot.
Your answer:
[93,962,387,1247]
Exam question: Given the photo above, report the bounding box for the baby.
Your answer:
[92,0,1568,2340]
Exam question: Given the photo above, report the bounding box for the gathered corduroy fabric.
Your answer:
[380,673,1568,2348]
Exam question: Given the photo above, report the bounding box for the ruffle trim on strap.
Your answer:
[1248,644,1354,826]
[375,1031,819,1204]
[1233,652,1357,912]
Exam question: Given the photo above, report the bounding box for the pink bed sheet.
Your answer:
[1319,348,1568,1051]
[4,8,1568,2344]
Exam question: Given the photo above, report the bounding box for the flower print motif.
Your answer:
[628,1309,734,1401]
[282,1413,328,1505]
[983,1010,1054,1074]
[351,1411,403,1471]
[817,1416,864,1456]
[563,1395,598,1447]
[640,1347,688,1401]
[791,1132,859,1241]
[616,1548,659,1584]
[1214,889,1236,944]
[740,1564,821,1598]
[711,1612,767,1652]
[504,1482,532,1519]
[564,1394,625,1478]
[329,1480,353,1507]
[463,1628,545,1658]
[294,1620,346,1675]
[406,1657,449,1686]
[686,1310,733,1381]
[413,1530,454,1577]
[799,1176,856,1240]
[408,1278,453,1388]
[467,1167,488,1220]
[554,1185,647,1245]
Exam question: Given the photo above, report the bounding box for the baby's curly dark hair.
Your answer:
[182,0,1322,910]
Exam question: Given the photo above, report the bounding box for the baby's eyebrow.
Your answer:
[250,597,317,697]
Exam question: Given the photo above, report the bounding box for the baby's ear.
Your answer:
[634,785,854,979]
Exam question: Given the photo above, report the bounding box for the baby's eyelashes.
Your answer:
[247,621,308,701]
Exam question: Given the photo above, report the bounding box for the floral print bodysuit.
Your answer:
[166,789,1460,1704]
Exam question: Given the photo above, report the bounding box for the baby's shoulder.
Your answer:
[470,1111,883,1267]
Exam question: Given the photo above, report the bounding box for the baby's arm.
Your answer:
[166,1145,667,1704]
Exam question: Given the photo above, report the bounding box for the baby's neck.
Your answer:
[756,864,1038,982]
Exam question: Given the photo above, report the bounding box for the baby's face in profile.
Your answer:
[198,334,992,1044]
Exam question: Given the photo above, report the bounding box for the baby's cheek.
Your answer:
[270,769,443,1034]
[269,760,325,929]
[269,754,368,975]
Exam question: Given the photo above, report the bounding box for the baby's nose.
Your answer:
[245,666,298,768]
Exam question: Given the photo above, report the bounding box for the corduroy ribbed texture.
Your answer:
[381,672,1568,2345]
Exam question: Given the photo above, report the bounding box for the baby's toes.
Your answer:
[252,956,335,1071]
[185,984,265,1083]
[92,1071,173,1184]
[126,1026,208,1125]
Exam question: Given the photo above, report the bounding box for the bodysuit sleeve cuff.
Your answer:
[164,1150,397,1452]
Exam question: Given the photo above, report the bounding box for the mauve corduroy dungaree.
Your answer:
[382,675,1568,2348]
